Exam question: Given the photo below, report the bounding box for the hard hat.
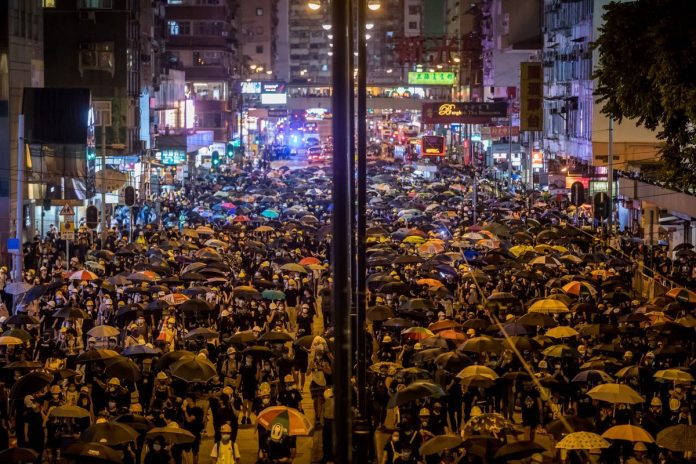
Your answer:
[50,385,61,394]
[220,424,232,433]
[258,382,271,396]
[419,407,430,417]
[650,397,662,407]
[167,317,176,324]
[156,372,168,381]
[414,342,423,350]
[108,378,121,386]
[222,386,233,396]
[382,335,392,343]
[284,374,294,383]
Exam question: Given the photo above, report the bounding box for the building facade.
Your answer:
[165,0,238,142]
[0,0,44,265]
[239,0,277,78]
[288,0,330,84]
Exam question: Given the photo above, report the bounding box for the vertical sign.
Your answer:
[531,150,544,169]
[520,62,543,131]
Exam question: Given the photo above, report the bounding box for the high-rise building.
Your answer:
[446,0,484,101]
[165,0,238,142]
[0,0,43,265]
[239,0,277,79]
[288,0,330,84]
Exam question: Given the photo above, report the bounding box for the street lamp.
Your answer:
[307,0,321,10]
[322,24,332,30]
[368,0,381,11]
[365,22,374,30]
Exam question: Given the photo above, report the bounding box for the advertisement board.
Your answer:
[407,71,456,85]
[520,62,543,131]
[531,150,544,169]
[421,102,508,124]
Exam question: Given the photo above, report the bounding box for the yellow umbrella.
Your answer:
[587,383,644,404]
[528,299,569,314]
[456,365,499,381]
[534,244,556,254]
[403,235,426,244]
[654,369,694,384]
[0,336,23,346]
[509,245,534,257]
[552,245,569,253]
[602,424,655,443]
[477,239,500,249]
[556,432,610,450]
[416,278,444,289]
[545,326,580,339]
[561,254,583,264]
[254,225,275,233]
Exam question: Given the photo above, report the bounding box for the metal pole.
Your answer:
[13,115,24,284]
[331,0,353,461]
[607,117,614,232]
[471,124,477,224]
[100,124,107,248]
[507,101,513,187]
[356,0,368,420]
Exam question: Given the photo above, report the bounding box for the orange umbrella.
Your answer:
[428,320,461,332]
[69,270,98,281]
[401,327,435,340]
[416,278,444,288]
[299,257,320,265]
[437,329,466,343]
[160,293,190,306]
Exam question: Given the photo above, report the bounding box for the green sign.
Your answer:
[157,149,187,165]
[408,71,456,86]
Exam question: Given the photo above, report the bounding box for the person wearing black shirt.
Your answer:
[278,374,303,411]
[182,394,205,464]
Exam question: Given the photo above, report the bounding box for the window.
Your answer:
[256,7,264,16]
[201,112,222,128]
[79,42,115,75]
[408,5,419,14]
[78,0,113,8]
[43,0,56,7]
[193,51,222,66]
[93,101,112,127]
[194,21,224,36]
[408,21,417,30]
[168,21,179,35]
[256,45,264,54]
[178,21,190,35]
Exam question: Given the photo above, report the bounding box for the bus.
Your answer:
[421,135,446,157]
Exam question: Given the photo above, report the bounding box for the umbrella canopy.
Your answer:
[656,424,696,452]
[545,326,579,339]
[556,432,610,450]
[654,368,694,384]
[62,442,123,464]
[587,383,644,404]
[87,325,120,338]
[0,447,39,463]
[48,405,91,418]
[456,365,499,380]
[528,299,569,314]
[387,380,445,408]
[81,421,139,445]
[256,406,313,436]
[169,356,217,383]
[77,349,120,363]
[665,287,696,304]
[419,435,463,456]
[10,371,54,398]
[146,426,196,444]
[601,424,654,443]
[493,440,546,461]
[69,270,98,281]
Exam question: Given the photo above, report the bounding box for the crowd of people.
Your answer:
[0,158,695,464]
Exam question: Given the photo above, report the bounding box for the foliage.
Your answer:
[593,0,696,190]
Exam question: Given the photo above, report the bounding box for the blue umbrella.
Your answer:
[261,209,280,219]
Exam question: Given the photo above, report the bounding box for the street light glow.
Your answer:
[365,23,374,30]
[307,0,321,10]
[322,24,331,30]
[367,0,381,11]
[365,34,371,40]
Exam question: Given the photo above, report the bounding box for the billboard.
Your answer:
[408,71,456,86]
[421,102,508,124]
[520,62,543,131]
[241,81,262,94]
[261,93,287,105]
[531,150,544,169]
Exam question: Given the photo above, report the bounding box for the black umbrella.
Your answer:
[62,442,122,464]
[81,421,139,445]
[155,350,195,371]
[10,371,53,398]
[52,306,91,320]
[493,440,546,461]
[5,313,40,325]
[114,414,154,433]
[0,447,39,462]
[179,299,213,313]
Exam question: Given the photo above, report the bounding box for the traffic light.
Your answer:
[226,142,234,157]
[593,192,610,220]
[124,186,135,207]
[570,181,585,206]
[211,150,221,169]
[85,205,99,229]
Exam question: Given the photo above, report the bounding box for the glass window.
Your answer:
[256,45,264,54]
[408,5,418,14]
[193,51,222,66]
[168,21,179,35]
[256,7,264,16]
[79,42,115,74]
[78,0,113,8]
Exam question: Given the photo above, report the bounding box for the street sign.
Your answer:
[59,203,75,216]
[7,238,20,253]
[268,109,288,118]
[407,71,456,86]
[60,221,75,240]
[593,192,610,220]
[570,181,585,206]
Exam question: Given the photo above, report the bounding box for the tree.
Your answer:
[593,0,696,190]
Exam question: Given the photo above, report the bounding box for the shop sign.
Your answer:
[422,102,508,124]
[407,71,456,85]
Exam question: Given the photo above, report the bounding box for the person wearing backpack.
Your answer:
[210,423,241,464]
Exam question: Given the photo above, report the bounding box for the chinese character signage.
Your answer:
[520,62,543,131]
[421,102,508,124]
[408,72,456,86]
[157,149,187,165]
[481,126,520,140]
[532,150,544,168]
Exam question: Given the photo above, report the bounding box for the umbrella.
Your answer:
[52,307,91,320]
[155,350,196,371]
[518,312,557,328]
[456,365,499,380]
[463,413,516,435]
[493,440,546,461]
[665,287,696,304]
[386,380,445,408]
[104,357,142,382]
[5,313,40,325]
[555,432,610,450]
[258,331,294,343]
[160,293,190,305]
[460,336,502,354]
[87,325,120,338]
[69,270,98,281]
[114,414,154,432]
[542,344,581,359]
[419,435,463,456]
[280,263,308,274]
[602,424,654,443]
[184,327,219,340]
[48,405,91,418]
[0,448,38,462]
[146,426,195,444]
[562,281,598,297]
[528,299,569,314]
[572,370,613,384]
[81,420,139,445]
[10,371,53,398]
[0,335,23,346]
[654,369,694,384]
[169,356,217,383]
[546,416,594,439]
[400,327,434,340]
[77,349,120,363]
[262,289,286,301]
[545,326,579,339]
[256,406,313,436]
[656,424,696,452]
[62,442,122,464]
[179,299,214,313]
[587,383,644,404]
[122,344,161,357]
[367,305,394,322]
[4,282,32,295]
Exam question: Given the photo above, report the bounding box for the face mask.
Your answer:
[262,398,270,405]
[153,444,162,451]
[221,434,231,441]
[392,437,399,443]
[108,402,117,409]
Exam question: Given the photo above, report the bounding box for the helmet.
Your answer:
[108,378,121,386]
[650,397,662,407]
[167,317,176,324]
[50,385,61,394]
[382,335,392,343]
[419,408,431,417]
[156,372,168,381]
[222,386,233,396]
[258,382,271,396]
[414,343,423,350]
[284,374,294,383]
[220,424,232,433]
